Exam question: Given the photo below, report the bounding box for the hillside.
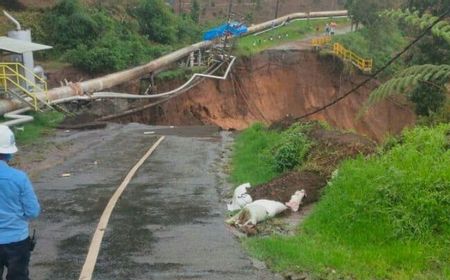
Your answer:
[3,0,344,23]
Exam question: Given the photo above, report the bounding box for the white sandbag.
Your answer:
[227,183,253,211]
[285,190,306,212]
[241,204,269,226]
[250,199,288,217]
[226,199,287,226]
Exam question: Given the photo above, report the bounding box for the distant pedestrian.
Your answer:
[330,22,337,35]
[325,23,330,35]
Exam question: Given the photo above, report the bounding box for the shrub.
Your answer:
[44,0,103,50]
[134,0,179,44]
[409,83,447,116]
[306,124,450,243]
[273,124,311,172]
[66,32,167,73]
[246,125,450,278]
[231,123,312,185]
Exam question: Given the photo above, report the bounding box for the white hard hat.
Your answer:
[0,125,18,154]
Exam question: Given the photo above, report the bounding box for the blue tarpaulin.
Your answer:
[203,22,248,41]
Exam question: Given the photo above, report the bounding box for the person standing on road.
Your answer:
[330,21,337,35]
[0,125,40,280]
[325,23,330,35]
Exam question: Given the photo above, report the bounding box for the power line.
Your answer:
[294,8,450,121]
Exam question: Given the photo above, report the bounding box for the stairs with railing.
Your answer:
[0,62,50,111]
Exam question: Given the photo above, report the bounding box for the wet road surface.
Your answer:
[29,124,280,279]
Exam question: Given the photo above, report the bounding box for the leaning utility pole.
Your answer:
[275,0,280,19]
[227,0,233,23]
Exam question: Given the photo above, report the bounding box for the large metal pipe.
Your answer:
[0,10,348,116]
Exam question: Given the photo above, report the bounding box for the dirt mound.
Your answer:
[249,171,325,204]
[248,124,376,204]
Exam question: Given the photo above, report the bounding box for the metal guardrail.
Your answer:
[0,62,49,111]
[312,36,331,46]
[332,43,373,72]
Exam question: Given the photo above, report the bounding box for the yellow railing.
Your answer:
[0,63,49,111]
[332,43,373,72]
[311,36,331,47]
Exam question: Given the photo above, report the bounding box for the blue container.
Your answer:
[203,22,248,41]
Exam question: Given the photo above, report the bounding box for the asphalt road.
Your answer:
[28,124,281,280]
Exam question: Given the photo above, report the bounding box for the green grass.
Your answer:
[235,18,350,56]
[13,111,65,145]
[230,123,282,185]
[332,20,407,75]
[244,124,450,279]
[230,123,311,186]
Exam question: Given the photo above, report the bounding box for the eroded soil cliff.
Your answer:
[122,50,415,142]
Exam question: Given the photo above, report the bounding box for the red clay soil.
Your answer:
[127,50,415,142]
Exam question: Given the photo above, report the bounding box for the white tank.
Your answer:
[7,29,36,87]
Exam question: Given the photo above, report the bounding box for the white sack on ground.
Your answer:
[227,183,253,211]
[226,199,287,226]
[285,189,306,212]
[250,199,288,217]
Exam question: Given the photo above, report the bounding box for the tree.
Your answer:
[406,0,450,15]
[191,0,200,23]
[134,0,178,44]
[345,0,397,26]
[44,0,102,50]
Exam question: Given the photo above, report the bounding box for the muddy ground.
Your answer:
[249,121,376,203]
[14,124,282,280]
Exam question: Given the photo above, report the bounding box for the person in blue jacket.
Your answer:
[0,125,40,280]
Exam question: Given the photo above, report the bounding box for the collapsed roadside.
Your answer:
[226,120,450,279]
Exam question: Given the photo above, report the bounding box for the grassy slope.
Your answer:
[230,123,284,186]
[12,111,64,145]
[243,124,450,279]
[235,18,349,56]
[230,123,311,186]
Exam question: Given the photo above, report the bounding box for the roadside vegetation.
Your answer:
[230,123,312,186]
[332,21,407,75]
[235,18,349,56]
[244,124,450,279]
[229,1,450,278]
[13,111,64,145]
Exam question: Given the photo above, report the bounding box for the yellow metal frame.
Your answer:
[0,62,49,111]
[311,36,331,47]
[332,43,373,72]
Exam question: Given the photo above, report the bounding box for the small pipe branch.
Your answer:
[3,10,21,31]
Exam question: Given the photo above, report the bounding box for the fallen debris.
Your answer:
[285,190,306,212]
[227,183,252,211]
[226,199,288,227]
